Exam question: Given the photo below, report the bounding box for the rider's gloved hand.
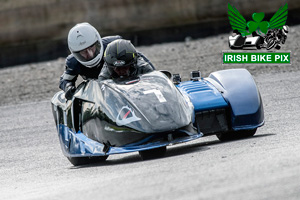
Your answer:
[65,86,76,100]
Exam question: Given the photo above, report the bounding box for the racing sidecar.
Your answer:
[51,69,264,165]
[229,31,264,49]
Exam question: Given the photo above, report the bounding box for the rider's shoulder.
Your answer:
[137,56,151,68]
[102,35,122,46]
[65,54,82,69]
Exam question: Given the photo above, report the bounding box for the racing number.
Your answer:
[143,89,167,103]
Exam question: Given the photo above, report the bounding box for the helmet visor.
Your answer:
[113,65,131,77]
[106,59,135,77]
[73,41,101,62]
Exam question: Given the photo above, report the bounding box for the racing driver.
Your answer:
[98,39,154,81]
[59,22,154,100]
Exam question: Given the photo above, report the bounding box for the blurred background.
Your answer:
[0,0,299,68]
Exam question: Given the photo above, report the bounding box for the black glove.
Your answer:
[65,86,76,100]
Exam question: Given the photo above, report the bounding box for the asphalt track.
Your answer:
[1,69,300,200]
[1,26,300,200]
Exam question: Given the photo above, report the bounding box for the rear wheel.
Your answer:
[216,129,257,142]
[139,146,167,160]
[266,39,276,50]
[67,155,108,166]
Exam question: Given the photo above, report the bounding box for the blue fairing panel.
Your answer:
[176,80,228,112]
[206,69,264,130]
[57,124,106,157]
[57,124,202,157]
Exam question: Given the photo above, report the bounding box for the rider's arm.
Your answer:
[141,63,154,74]
[137,51,155,70]
[59,55,80,91]
[102,35,122,48]
[136,56,154,74]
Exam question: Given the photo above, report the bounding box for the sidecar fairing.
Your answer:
[51,71,200,162]
[51,69,264,165]
[177,69,264,137]
[229,32,264,49]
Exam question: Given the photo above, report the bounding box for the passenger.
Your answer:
[98,39,154,81]
[59,22,153,100]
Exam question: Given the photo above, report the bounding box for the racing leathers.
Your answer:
[98,56,154,81]
[59,36,154,96]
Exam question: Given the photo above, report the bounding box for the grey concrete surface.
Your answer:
[1,0,300,66]
[0,25,300,200]
[2,0,298,45]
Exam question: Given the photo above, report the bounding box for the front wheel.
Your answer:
[139,146,167,160]
[216,129,257,142]
[67,155,108,166]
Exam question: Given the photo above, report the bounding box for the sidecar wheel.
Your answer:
[139,146,167,160]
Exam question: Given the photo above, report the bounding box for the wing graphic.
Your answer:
[228,3,250,36]
[269,3,288,29]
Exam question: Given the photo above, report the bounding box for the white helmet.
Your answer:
[282,25,289,36]
[68,22,104,68]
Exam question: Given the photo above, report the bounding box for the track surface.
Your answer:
[1,26,300,200]
[1,71,300,200]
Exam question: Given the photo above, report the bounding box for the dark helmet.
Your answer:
[233,29,241,35]
[104,39,137,77]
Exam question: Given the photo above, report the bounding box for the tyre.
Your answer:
[216,129,257,142]
[266,39,276,50]
[67,155,108,166]
[139,146,167,160]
